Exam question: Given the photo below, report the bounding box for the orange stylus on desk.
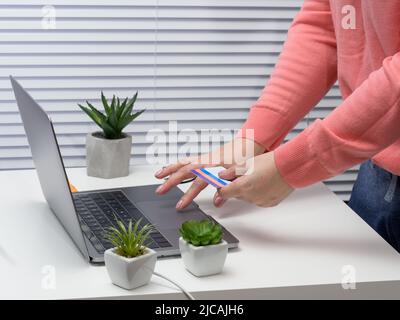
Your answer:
[68,181,78,193]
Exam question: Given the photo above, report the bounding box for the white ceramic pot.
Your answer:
[86,132,132,179]
[179,237,228,277]
[104,247,157,290]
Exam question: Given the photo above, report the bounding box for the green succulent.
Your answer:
[104,218,154,258]
[179,219,223,247]
[78,91,145,139]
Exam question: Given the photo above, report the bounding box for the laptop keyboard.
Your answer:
[72,191,171,254]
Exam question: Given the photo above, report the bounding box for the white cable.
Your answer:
[153,271,195,300]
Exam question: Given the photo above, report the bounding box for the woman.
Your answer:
[154,0,400,252]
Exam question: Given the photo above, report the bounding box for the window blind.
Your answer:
[0,0,355,200]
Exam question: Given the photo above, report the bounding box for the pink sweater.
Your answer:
[238,0,400,188]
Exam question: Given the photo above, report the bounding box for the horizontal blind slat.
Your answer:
[0,8,297,19]
[0,20,293,30]
[0,1,303,8]
[0,31,289,42]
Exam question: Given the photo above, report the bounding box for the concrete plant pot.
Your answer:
[179,237,228,277]
[86,132,132,179]
[104,247,157,290]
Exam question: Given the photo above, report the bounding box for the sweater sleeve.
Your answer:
[237,0,337,150]
[275,52,400,188]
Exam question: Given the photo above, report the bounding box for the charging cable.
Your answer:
[153,271,195,300]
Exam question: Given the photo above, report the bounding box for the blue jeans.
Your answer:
[349,160,400,252]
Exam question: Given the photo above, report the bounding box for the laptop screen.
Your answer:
[10,77,89,261]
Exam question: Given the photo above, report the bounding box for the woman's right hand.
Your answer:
[154,137,265,210]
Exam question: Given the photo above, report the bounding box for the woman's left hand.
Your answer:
[215,152,294,208]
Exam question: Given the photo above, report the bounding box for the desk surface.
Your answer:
[1,166,400,299]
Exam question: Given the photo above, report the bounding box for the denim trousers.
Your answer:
[349,160,400,252]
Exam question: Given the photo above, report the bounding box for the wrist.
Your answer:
[274,126,330,188]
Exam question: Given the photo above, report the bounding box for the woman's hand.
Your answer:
[216,151,293,208]
[154,137,265,210]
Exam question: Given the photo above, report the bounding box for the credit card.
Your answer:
[191,166,230,189]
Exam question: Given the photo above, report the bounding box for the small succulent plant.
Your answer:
[104,219,154,258]
[78,92,145,139]
[179,219,223,247]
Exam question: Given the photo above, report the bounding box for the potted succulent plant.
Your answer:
[78,92,145,179]
[179,219,228,277]
[104,218,157,290]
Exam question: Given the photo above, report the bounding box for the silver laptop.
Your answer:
[10,76,239,264]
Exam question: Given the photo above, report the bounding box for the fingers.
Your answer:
[156,162,203,195]
[154,157,193,179]
[218,166,237,181]
[218,177,245,200]
[213,191,226,207]
[218,163,246,181]
[176,178,208,210]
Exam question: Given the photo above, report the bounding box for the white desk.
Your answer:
[1,165,400,299]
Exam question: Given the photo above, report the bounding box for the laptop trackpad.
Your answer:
[135,199,204,229]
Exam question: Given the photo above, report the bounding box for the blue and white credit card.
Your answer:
[191,166,230,189]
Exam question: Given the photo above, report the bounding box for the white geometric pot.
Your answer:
[179,237,228,277]
[86,132,132,179]
[104,247,157,290]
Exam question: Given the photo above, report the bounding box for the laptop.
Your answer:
[10,76,239,264]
